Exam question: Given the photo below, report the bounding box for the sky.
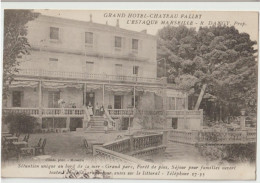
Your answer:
[35,10,258,42]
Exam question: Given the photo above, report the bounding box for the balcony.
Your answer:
[2,108,202,119]
[16,69,162,84]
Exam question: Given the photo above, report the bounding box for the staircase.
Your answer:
[85,116,116,133]
[163,140,206,163]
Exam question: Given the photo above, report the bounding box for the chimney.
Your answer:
[116,19,119,27]
[141,29,147,34]
[90,14,93,22]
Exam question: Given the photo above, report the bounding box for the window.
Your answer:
[49,58,58,62]
[48,91,60,108]
[50,27,59,40]
[115,36,122,48]
[115,64,122,75]
[167,97,176,110]
[114,95,123,109]
[49,58,58,70]
[132,39,139,50]
[12,91,23,107]
[172,118,178,129]
[85,32,93,44]
[133,66,139,75]
[86,61,94,73]
[176,98,185,110]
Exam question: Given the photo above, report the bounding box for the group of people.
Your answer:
[85,102,105,116]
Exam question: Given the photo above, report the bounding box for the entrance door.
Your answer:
[85,92,95,107]
[172,118,178,129]
[48,91,60,108]
[12,91,23,107]
[114,95,122,109]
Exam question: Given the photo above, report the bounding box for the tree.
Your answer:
[3,10,39,104]
[157,25,257,116]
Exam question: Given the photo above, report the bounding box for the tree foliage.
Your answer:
[3,10,39,102]
[157,25,257,114]
[3,112,38,133]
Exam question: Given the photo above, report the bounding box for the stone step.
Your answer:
[91,116,105,120]
[164,141,204,162]
[76,128,84,132]
[88,126,105,130]
[89,122,104,126]
[85,128,116,133]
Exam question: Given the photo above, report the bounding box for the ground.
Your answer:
[20,131,127,159]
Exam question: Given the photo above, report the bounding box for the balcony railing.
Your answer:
[166,110,203,116]
[108,109,134,117]
[2,108,84,117]
[3,108,203,119]
[169,129,257,145]
[16,69,162,84]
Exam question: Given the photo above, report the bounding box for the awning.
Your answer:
[136,86,163,96]
[42,82,83,89]
[86,84,102,91]
[10,80,38,88]
[167,89,186,98]
[105,85,133,93]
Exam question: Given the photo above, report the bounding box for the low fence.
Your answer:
[93,132,166,164]
[169,129,257,145]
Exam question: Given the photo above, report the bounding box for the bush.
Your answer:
[3,112,37,134]
[198,143,256,163]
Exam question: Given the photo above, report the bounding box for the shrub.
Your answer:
[3,112,37,134]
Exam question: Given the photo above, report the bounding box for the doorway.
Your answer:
[114,95,123,109]
[70,118,83,131]
[48,91,60,108]
[122,117,133,130]
[172,118,178,129]
[12,91,23,107]
[85,92,95,107]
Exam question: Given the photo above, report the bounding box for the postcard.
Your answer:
[1,9,258,180]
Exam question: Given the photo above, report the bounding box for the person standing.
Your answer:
[83,105,90,129]
[100,105,105,116]
[88,102,93,116]
[95,102,100,116]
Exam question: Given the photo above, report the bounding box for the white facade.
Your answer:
[4,15,202,131]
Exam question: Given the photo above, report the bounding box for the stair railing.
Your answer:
[83,106,91,122]
[104,108,117,130]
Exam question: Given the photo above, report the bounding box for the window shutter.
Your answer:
[94,33,98,51]
[111,36,115,53]
[129,38,132,52]
[81,32,84,49]
[139,39,143,56]
[59,28,63,42]
[122,37,126,51]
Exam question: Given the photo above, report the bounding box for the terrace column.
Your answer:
[38,80,42,126]
[185,93,189,110]
[125,134,134,152]
[174,97,177,110]
[162,77,168,129]
[102,84,105,106]
[83,83,86,106]
[133,86,136,108]
[162,130,168,146]
[240,110,246,130]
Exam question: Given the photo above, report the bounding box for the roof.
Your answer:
[36,15,156,40]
